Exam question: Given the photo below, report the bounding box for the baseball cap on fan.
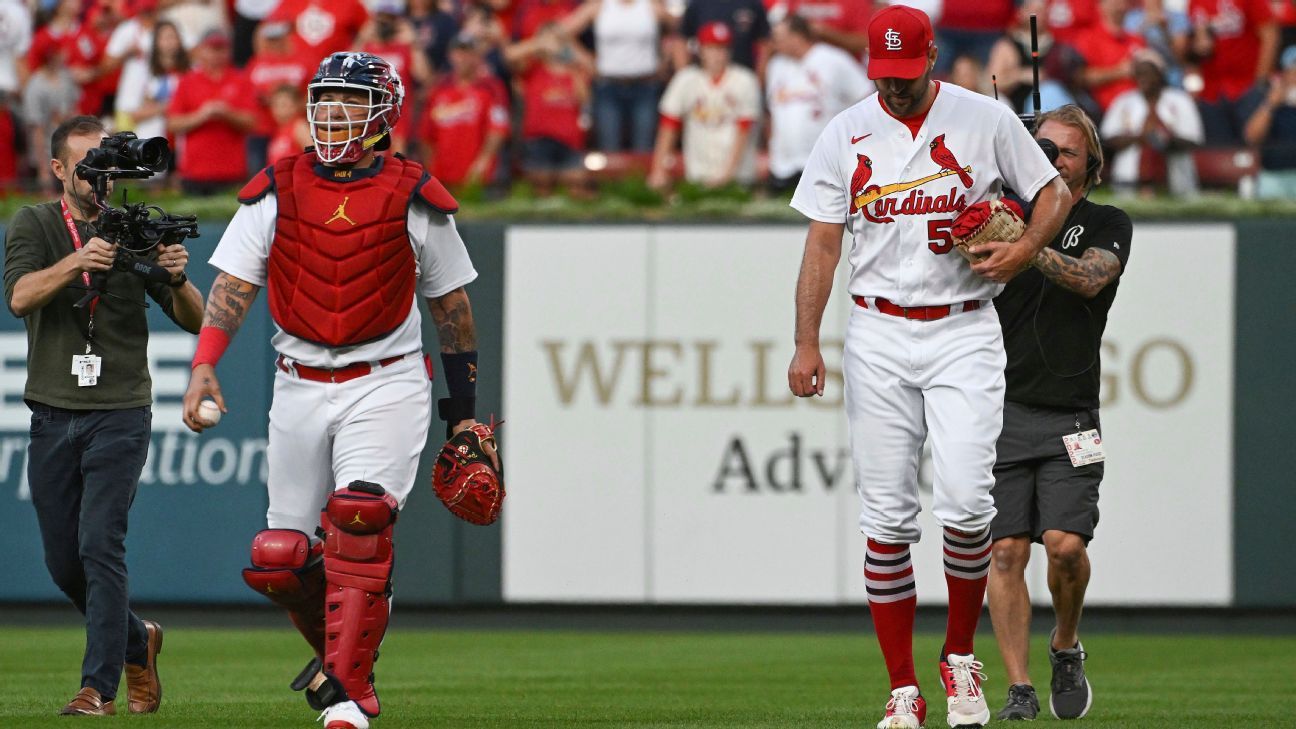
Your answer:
[866,5,934,80]
[697,21,732,46]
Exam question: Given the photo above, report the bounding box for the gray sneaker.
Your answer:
[1049,630,1092,719]
[996,683,1039,720]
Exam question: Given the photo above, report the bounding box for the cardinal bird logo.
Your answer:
[929,134,974,188]
[849,153,874,214]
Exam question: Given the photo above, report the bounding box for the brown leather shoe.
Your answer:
[59,687,116,716]
[124,619,163,713]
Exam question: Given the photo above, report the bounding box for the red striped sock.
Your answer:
[866,539,918,689]
[943,527,992,656]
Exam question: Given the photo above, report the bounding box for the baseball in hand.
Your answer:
[198,399,223,427]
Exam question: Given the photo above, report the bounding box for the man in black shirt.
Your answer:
[3,116,203,715]
[986,105,1132,722]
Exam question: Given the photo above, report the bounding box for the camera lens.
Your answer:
[126,137,170,171]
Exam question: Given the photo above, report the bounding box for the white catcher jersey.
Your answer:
[210,193,478,368]
[791,82,1058,306]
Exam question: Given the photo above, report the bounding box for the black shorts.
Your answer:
[990,401,1103,543]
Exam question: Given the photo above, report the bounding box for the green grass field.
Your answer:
[3,627,1292,727]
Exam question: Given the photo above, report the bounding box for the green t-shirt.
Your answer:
[3,201,192,410]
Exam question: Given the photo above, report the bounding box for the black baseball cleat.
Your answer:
[996,683,1039,721]
[1049,629,1092,719]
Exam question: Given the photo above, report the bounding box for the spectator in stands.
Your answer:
[988,0,1052,113]
[508,21,593,197]
[1025,43,1102,120]
[765,13,869,191]
[1072,0,1143,114]
[1175,0,1278,144]
[66,0,119,118]
[649,21,760,190]
[264,0,369,62]
[463,0,513,81]
[243,21,314,170]
[264,83,311,164]
[679,0,771,70]
[0,0,33,100]
[562,0,670,153]
[951,53,993,97]
[232,0,279,66]
[116,21,188,145]
[1102,49,1204,196]
[105,0,161,105]
[1122,0,1190,87]
[161,0,228,50]
[22,34,79,179]
[416,31,510,188]
[1244,44,1296,197]
[358,0,435,153]
[1045,0,1100,48]
[166,29,258,194]
[935,0,1015,75]
[764,0,869,56]
[409,0,461,74]
[513,0,580,40]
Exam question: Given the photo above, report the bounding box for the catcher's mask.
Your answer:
[307,52,404,166]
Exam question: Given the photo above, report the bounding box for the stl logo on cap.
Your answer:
[698,21,732,46]
[867,5,934,80]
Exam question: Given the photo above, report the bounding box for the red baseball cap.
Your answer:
[867,5,934,80]
[697,21,732,46]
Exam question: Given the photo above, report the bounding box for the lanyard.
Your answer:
[61,199,98,349]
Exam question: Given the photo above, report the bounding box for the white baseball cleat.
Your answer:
[318,700,369,729]
[877,685,927,729]
[939,653,991,727]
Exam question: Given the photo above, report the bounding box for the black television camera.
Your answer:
[73,132,200,308]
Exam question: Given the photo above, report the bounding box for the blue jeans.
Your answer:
[593,78,660,153]
[934,28,1002,75]
[27,403,152,700]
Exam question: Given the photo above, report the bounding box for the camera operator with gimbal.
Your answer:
[2,116,202,716]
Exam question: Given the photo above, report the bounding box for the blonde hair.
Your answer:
[1036,104,1103,189]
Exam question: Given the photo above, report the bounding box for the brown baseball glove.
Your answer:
[432,422,504,526]
[951,198,1026,262]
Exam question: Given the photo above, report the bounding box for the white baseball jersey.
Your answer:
[791,82,1058,306]
[209,192,478,368]
[659,63,762,184]
[766,43,873,179]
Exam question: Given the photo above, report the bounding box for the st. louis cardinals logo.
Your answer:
[326,197,357,226]
[884,28,902,51]
[851,132,972,223]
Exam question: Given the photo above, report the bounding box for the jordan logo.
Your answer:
[264,585,276,594]
[349,511,366,527]
[327,197,357,226]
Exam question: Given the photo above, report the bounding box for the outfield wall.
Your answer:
[1,220,1291,607]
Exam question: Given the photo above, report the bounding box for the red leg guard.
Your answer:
[242,529,326,657]
[321,481,398,718]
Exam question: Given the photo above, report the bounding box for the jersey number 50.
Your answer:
[927,219,954,255]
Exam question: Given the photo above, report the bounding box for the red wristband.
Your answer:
[192,326,231,368]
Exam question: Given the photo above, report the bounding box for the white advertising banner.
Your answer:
[503,224,1234,606]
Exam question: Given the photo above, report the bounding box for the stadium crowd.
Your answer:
[1,0,1295,198]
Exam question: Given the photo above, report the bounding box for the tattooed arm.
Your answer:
[181,272,261,432]
[427,286,477,353]
[1032,247,1121,299]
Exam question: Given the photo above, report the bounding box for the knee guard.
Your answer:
[320,480,398,718]
[242,529,326,657]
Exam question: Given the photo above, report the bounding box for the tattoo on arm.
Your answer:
[203,272,260,337]
[1033,247,1121,299]
[429,287,478,353]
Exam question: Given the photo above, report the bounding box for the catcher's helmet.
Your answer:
[307,52,404,166]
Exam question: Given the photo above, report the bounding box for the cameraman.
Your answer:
[984,105,1132,722]
[2,116,202,716]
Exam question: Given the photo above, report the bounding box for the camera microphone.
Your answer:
[121,256,174,284]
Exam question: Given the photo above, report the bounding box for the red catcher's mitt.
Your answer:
[432,422,503,525]
[951,198,1026,262]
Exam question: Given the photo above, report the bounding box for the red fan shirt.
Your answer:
[168,66,259,183]
[1189,0,1275,102]
[418,74,510,185]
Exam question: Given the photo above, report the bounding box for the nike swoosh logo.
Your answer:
[851,135,870,144]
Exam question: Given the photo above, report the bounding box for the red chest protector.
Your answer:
[239,153,458,347]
